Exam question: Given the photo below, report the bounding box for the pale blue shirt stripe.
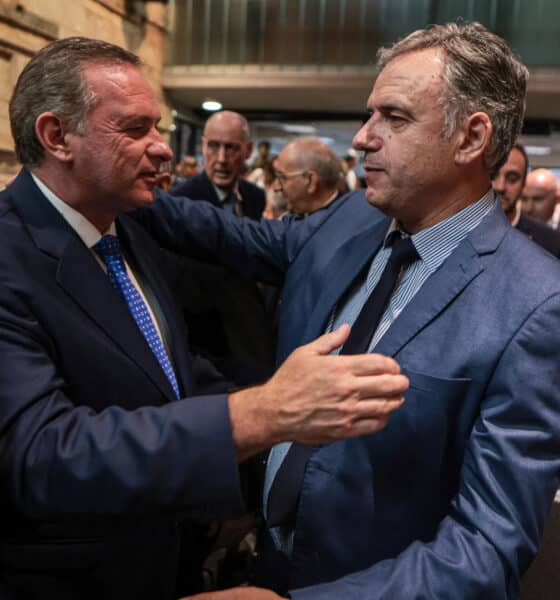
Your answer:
[264,190,496,555]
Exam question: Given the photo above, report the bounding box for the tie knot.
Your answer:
[94,235,122,260]
[387,232,419,269]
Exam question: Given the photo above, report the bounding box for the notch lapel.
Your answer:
[374,240,483,357]
[11,170,177,404]
[301,217,390,344]
[374,204,508,358]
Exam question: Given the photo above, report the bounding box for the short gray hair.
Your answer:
[285,136,342,188]
[10,37,140,167]
[377,22,528,178]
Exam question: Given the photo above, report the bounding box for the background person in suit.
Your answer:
[140,22,560,600]
[0,37,410,600]
[171,110,265,219]
[521,167,560,229]
[273,136,343,216]
[168,110,272,384]
[492,143,560,256]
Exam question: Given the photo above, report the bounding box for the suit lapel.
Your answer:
[11,170,177,404]
[302,217,390,343]
[374,240,483,357]
[375,204,507,357]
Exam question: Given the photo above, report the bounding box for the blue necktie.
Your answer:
[94,235,181,400]
[266,232,418,528]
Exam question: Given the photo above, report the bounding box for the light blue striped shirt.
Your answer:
[265,190,496,555]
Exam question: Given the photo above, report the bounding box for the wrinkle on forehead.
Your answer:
[373,48,446,105]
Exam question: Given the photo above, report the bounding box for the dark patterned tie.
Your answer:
[94,235,181,400]
[266,231,418,528]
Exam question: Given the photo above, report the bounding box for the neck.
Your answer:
[33,164,115,234]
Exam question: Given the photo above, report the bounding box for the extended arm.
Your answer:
[133,190,340,285]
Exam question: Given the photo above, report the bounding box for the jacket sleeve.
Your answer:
[132,190,336,286]
[0,281,244,522]
[291,293,560,600]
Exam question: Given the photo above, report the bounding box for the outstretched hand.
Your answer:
[229,324,409,461]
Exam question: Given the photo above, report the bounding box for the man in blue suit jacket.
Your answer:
[0,38,408,600]
[142,23,560,600]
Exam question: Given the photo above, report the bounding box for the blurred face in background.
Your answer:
[202,113,252,193]
[273,147,311,215]
[521,169,558,224]
[491,147,526,217]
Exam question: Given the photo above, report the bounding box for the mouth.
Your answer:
[139,171,157,185]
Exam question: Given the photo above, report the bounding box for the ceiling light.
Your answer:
[202,100,222,111]
[525,145,552,156]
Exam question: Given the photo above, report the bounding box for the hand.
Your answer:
[180,587,283,599]
[229,324,409,460]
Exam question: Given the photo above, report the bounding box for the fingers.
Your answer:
[306,323,350,355]
[353,373,409,399]
[331,352,403,376]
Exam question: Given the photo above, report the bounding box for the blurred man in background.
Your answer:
[172,111,264,219]
[492,144,560,255]
[273,136,343,216]
[521,167,560,228]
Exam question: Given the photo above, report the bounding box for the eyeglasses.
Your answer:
[204,139,242,157]
[274,170,308,182]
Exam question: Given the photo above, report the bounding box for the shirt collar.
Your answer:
[384,188,495,273]
[30,171,117,247]
[212,181,240,203]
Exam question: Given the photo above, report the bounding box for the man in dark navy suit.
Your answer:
[493,143,560,256]
[171,110,265,219]
[0,37,408,600]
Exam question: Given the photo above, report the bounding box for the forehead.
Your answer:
[204,116,246,142]
[501,148,526,173]
[82,63,159,117]
[369,47,446,107]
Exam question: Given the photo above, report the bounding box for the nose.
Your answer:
[492,174,505,194]
[147,138,173,162]
[217,144,227,162]
[272,177,283,193]
[521,198,533,215]
[352,117,382,153]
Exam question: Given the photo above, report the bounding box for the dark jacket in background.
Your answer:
[172,170,265,220]
[516,212,560,257]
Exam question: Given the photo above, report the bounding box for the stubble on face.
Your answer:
[354,48,462,232]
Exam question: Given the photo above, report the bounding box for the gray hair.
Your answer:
[377,21,528,178]
[285,136,342,188]
[10,37,140,167]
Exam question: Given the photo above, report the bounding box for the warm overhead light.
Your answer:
[202,100,222,111]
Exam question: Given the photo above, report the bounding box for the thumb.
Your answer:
[308,323,351,355]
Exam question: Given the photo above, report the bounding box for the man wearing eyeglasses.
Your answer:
[172,111,265,220]
[274,137,343,217]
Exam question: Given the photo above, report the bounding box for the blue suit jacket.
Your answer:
[0,170,244,599]
[138,189,560,599]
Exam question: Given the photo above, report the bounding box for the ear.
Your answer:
[454,112,492,167]
[243,140,254,161]
[34,112,74,163]
[306,170,320,194]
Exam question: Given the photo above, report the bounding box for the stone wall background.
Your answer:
[0,0,171,186]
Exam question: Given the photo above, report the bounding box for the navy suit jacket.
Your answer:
[171,170,265,220]
[0,170,244,600]
[516,212,560,257]
[138,189,560,599]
